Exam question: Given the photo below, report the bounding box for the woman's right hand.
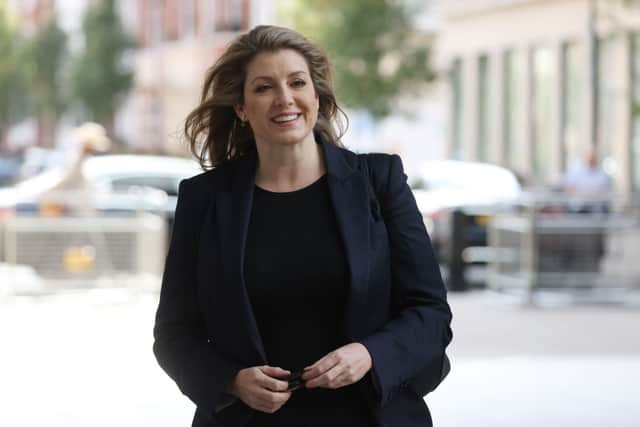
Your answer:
[226,366,292,413]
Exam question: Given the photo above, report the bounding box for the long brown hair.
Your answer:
[184,25,348,169]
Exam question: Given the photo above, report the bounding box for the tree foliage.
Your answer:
[0,2,27,145]
[24,16,68,119]
[283,0,435,118]
[70,0,134,127]
[22,15,68,146]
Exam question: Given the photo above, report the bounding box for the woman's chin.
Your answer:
[261,130,315,147]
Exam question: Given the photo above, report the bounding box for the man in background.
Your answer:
[560,147,612,214]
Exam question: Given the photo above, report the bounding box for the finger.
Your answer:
[259,366,291,379]
[330,369,355,388]
[302,353,340,381]
[256,369,290,392]
[328,366,360,389]
[305,363,343,389]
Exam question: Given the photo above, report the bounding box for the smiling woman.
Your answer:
[183,26,346,170]
[236,50,319,148]
[233,49,322,192]
[154,25,452,427]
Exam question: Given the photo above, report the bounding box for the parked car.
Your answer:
[412,160,523,290]
[83,154,201,224]
[0,154,201,232]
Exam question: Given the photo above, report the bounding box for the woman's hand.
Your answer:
[302,343,372,389]
[226,366,292,413]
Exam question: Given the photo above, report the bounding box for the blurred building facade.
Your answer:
[4,0,274,155]
[133,0,274,155]
[436,0,640,196]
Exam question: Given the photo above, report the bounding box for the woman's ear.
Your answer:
[233,104,245,122]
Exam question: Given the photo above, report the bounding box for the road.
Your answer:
[0,289,638,426]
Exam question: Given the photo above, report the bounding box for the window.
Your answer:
[477,55,489,162]
[213,0,245,32]
[450,59,463,160]
[503,51,514,166]
[532,47,555,182]
[179,0,196,38]
[561,41,586,171]
[163,0,179,41]
[148,1,163,46]
[631,33,640,192]
[597,36,616,172]
[502,50,524,168]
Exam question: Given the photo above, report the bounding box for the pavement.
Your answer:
[428,290,640,427]
[0,288,639,426]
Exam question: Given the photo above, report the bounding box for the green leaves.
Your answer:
[69,0,135,125]
[283,0,434,118]
[23,17,68,118]
[0,2,27,139]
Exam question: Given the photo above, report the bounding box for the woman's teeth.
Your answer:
[273,114,298,123]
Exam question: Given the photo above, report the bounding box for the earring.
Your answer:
[238,115,246,127]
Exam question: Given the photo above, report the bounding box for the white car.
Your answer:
[413,161,521,217]
[412,160,523,288]
[83,154,202,217]
[1,154,201,221]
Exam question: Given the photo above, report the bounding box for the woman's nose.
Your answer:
[275,87,294,106]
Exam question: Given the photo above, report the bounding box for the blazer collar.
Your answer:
[228,132,356,191]
[320,137,371,340]
[320,133,358,181]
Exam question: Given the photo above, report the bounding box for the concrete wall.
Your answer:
[435,0,640,195]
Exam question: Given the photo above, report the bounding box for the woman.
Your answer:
[153,25,452,427]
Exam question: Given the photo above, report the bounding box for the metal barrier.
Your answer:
[1,212,166,295]
[487,196,640,304]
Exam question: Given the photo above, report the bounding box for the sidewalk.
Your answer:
[446,290,640,358]
[428,290,640,427]
[0,290,638,426]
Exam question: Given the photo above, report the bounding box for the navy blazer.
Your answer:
[153,138,452,427]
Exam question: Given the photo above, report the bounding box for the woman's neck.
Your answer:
[254,137,326,192]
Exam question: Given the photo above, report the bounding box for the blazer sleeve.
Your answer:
[359,154,453,408]
[153,179,244,415]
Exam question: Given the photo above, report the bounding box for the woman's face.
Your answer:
[236,49,319,149]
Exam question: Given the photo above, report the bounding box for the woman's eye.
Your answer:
[255,85,271,93]
[291,80,306,88]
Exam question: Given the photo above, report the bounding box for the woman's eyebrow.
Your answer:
[249,71,308,85]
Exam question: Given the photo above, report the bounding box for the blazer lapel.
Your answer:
[215,151,267,365]
[321,140,371,341]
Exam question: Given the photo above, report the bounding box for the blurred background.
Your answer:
[1,0,640,426]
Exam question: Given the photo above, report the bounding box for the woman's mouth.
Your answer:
[272,113,301,125]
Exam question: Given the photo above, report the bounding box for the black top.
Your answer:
[243,175,372,426]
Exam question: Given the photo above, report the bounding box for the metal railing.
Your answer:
[1,212,166,295]
[487,194,640,304]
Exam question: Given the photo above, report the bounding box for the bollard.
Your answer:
[448,209,467,291]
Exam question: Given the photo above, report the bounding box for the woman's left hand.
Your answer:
[301,342,372,389]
